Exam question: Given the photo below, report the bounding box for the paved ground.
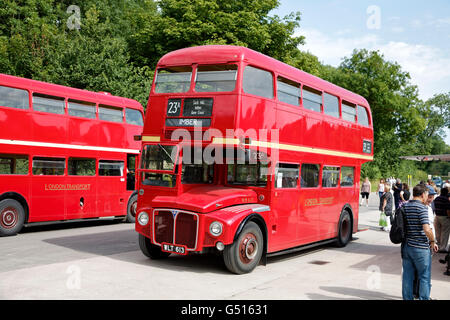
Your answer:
[0,193,448,300]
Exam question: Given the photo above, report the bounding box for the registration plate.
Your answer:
[161,243,187,255]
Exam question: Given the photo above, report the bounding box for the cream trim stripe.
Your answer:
[0,139,140,154]
[142,136,161,142]
[212,137,373,161]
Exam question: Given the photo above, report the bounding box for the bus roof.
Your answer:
[0,73,143,110]
[157,45,369,107]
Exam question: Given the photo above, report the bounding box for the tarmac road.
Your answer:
[0,193,448,300]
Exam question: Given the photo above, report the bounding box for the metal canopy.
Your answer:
[400,154,450,162]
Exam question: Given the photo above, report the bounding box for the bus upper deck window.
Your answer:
[0,85,29,109]
[243,65,274,99]
[302,87,322,113]
[154,66,192,93]
[357,105,370,126]
[195,65,237,92]
[33,93,65,115]
[342,101,356,122]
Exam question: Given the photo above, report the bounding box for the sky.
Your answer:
[272,0,450,146]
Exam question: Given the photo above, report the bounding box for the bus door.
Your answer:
[297,163,321,243]
[30,157,66,222]
[319,166,341,238]
[96,159,126,217]
[65,157,97,220]
[126,154,137,191]
[271,163,300,250]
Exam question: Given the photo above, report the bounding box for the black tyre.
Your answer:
[125,194,138,223]
[0,199,25,237]
[223,221,263,274]
[336,210,352,247]
[138,234,171,259]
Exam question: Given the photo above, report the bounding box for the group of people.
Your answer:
[372,177,450,300]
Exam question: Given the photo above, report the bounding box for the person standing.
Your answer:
[393,178,403,210]
[360,177,371,207]
[378,179,385,199]
[400,183,411,207]
[379,184,393,231]
[401,184,439,300]
[433,186,450,253]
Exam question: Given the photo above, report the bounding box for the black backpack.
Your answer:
[390,206,406,244]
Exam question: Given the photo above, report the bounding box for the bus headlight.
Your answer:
[138,212,149,226]
[209,221,223,237]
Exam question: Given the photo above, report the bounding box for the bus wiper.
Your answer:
[158,144,174,164]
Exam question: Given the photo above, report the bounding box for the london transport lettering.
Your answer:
[44,184,91,191]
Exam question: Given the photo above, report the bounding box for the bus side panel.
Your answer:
[65,176,96,220]
[30,175,65,222]
[31,111,68,144]
[0,107,32,142]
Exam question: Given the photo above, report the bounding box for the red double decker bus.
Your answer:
[0,73,144,236]
[135,45,374,274]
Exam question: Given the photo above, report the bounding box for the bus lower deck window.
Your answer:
[32,157,65,175]
[0,154,29,175]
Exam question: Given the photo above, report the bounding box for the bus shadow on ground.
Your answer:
[21,219,124,234]
[43,229,230,274]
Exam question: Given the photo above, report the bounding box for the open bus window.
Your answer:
[342,101,356,122]
[0,154,28,175]
[141,145,177,172]
[68,99,96,119]
[302,86,322,113]
[195,65,237,92]
[0,85,29,109]
[98,160,124,176]
[322,166,340,188]
[277,77,301,106]
[69,158,96,176]
[142,172,176,187]
[340,166,355,187]
[32,157,65,175]
[32,93,65,114]
[275,163,299,188]
[301,163,320,188]
[126,108,144,126]
[99,105,123,123]
[155,66,192,93]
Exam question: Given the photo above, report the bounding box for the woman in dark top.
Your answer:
[379,184,394,231]
[400,183,411,207]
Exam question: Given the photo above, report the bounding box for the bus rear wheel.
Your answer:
[0,199,25,237]
[336,210,352,247]
[138,234,171,259]
[223,221,263,274]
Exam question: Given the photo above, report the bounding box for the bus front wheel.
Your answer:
[138,234,171,259]
[0,199,25,237]
[125,194,138,223]
[223,221,263,274]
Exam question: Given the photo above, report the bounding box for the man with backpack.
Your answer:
[400,184,439,300]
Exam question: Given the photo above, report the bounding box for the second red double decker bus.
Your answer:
[135,45,374,274]
[0,74,144,236]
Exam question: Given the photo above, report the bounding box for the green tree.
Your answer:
[129,0,304,68]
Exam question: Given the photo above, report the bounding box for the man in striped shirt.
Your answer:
[401,184,439,300]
